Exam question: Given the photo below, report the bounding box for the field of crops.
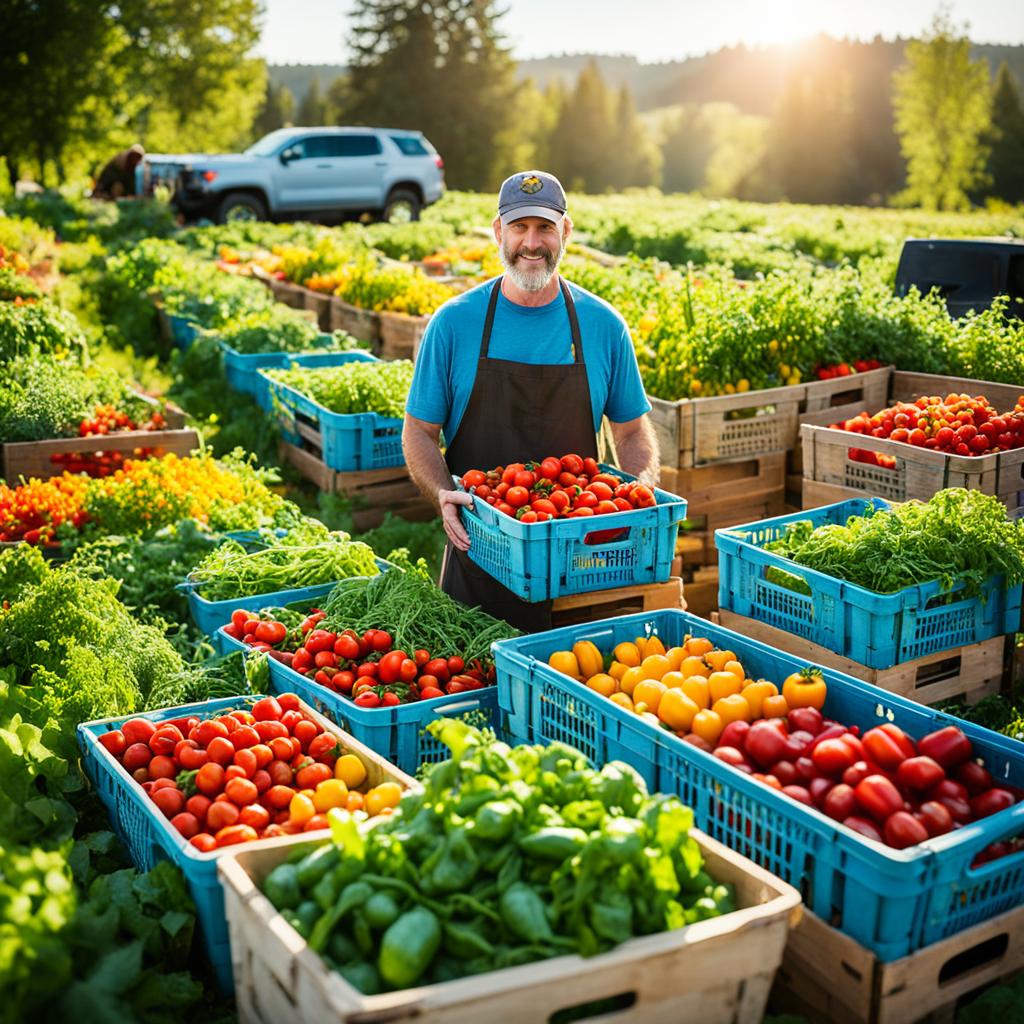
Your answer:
[2,188,1024,1023]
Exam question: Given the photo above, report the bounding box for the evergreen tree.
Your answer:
[892,11,992,210]
[608,85,661,189]
[253,82,295,138]
[297,77,328,126]
[547,60,616,192]
[341,0,515,190]
[985,62,1024,203]
[661,105,715,194]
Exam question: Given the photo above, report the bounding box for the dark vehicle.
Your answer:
[895,238,1024,320]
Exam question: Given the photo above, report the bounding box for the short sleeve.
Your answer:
[604,321,652,423]
[405,314,452,426]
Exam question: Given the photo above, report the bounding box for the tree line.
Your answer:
[1,1,1022,210]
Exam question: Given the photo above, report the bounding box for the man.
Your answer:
[92,143,145,200]
[403,170,659,630]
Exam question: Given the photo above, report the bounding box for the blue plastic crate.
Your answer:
[183,558,392,640]
[458,464,686,602]
[716,498,1024,670]
[221,342,377,411]
[492,608,1024,961]
[167,313,200,350]
[264,374,404,471]
[78,696,264,993]
[218,626,498,772]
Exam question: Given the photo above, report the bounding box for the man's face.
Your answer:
[497,216,567,292]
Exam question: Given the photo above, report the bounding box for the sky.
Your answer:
[257,0,1024,66]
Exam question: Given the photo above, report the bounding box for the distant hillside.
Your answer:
[268,39,1024,114]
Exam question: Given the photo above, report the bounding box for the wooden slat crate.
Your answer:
[301,287,333,331]
[551,577,683,627]
[661,451,787,517]
[679,566,720,618]
[2,402,197,482]
[802,477,871,509]
[269,278,307,309]
[378,310,428,362]
[649,383,803,471]
[278,441,432,530]
[219,828,801,1024]
[771,905,1024,1024]
[716,609,1007,707]
[801,423,1024,511]
[673,489,788,573]
[329,297,381,348]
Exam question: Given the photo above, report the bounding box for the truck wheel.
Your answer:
[382,189,421,224]
[217,192,267,223]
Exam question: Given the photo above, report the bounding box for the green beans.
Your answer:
[265,359,414,419]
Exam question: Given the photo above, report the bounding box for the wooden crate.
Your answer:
[278,441,432,530]
[661,451,787,517]
[679,566,720,618]
[649,383,804,470]
[2,401,197,482]
[329,297,380,347]
[269,278,307,308]
[378,310,428,362]
[772,905,1024,1024]
[802,477,870,509]
[716,609,1007,706]
[219,828,800,1024]
[301,287,333,331]
[674,490,788,572]
[551,578,682,627]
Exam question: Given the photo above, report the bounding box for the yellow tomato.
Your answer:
[665,646,687,671]
[691,709,724,745]
[713,694,752,725]
[658,688,700,731]
[289,792,316,825]
[313,778,349,813]
[586,673,618,697]
[608,660,629,682]
[641,654,671,681]
[334,753,367,788]
[633,679,667,714]
[684,636,713,657]
[365,782,402,817]
[708,670,742,703]
[741,679,779,719]
[620,665,647,697]
[681,674,711,710]
[609,692,634,712]
[661,670,685,691]
[680,655,709,679]
[549,650,579,677]
[613,642,641,667]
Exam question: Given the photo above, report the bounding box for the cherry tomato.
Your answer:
[206,801,240,832]
[251,697,283,722]
[121,718,157,746]
[123,742,152,772]
[99,730,127,757]
[195,719,229,746]
[897,756,945,791]
[151,787,186,819]
[884,811,929,849]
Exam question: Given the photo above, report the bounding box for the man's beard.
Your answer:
[500,233,564,292]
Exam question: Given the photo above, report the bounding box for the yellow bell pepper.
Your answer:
[712,693,752,725]
[782,667,827,710]
[741,679,779,719]
[572,641,603,680]
[548,650,579,677]
[613,642,641,667]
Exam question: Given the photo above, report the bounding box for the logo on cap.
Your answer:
[520,175,542,194]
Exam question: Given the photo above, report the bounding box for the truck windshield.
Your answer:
[246,130,295,157]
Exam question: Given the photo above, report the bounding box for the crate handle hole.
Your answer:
[828,387,865,408]
[725,403,778,421]
[938,933,1009,986]
[846,447,898,471]
[582,526,631,546]
[914,655,963,688]
[549,990,637,1023]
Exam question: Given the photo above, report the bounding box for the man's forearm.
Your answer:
[612,418,660,486]
[402,421,453,512]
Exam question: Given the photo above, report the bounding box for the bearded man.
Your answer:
[402,170,658,630]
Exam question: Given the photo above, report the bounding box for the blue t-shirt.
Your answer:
[406,277,651,442]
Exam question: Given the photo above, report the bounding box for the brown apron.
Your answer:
[441,275,598,631]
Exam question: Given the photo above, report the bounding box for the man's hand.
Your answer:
[439,488,473,551]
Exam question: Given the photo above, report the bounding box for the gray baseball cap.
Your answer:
[498,170,567,225]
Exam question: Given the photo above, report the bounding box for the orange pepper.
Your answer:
[712,693,752,725]
[741,679,779,719]
[762,694,789,719]
[691,709,724,745]
[782,668,827,710]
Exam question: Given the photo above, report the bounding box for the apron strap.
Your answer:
[480,276,584,363]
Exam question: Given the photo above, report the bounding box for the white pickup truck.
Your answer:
[147,126,445,224]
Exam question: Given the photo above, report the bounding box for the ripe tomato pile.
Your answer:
[48,405,167,477]
[460,454,656,523]
[98,695,403,851]
[223,609,494,707]
[707,706,1019,853]
[835,392,1024,468]
[815,358,882,380]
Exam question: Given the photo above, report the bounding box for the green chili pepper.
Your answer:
[309,880,373,952]
[500,882,555,943]
[296,844,340,889]
[443,920,495,958]
[363,891,401,931]
[518,827,589,861]
[378,907,441,989]
[263,862,302,911]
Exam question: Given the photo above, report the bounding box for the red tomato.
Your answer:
[538,457,562,480]
[196,762,226,797]
[231,725,260,750]
[151,787,185,819]
[254,621,287,645]
[588,481,614,502]
[265,785,294,810]
[823,783,857,821]
[293,719,319,751]
[123,742,152,772]
[295,761,333,789]
[595,500,619,515]
[335,634,361,661]
[713,746,751,771]
[896,756,945,791]
[233,747,259,778]
[186,794,211,822]
[812,738,857,777]
[783,785,814,806]
[506,486,530,508]
[917,801,954,837]
[206,801,240,831]
[170,812,200,839]
[148,755,177,780]
[255,720,288,743]
[420,686,444,700]
[719,720,751,752]
[461,469,486,488]
[207,736,235,766]
[122,718,157,746]
[225,777,259,806]
[787,707,824,736]
[549,490,570,513]
[531,498,557,516]
[769,761,799,787]
[842,760,876,788]
[854,775,904,821]
[574,490,599,509]
[561,454,584,475]
[239,804,271,831]
[862,726,910,770]
[251,697,283,722]
[252,768,272,794]
[175,739,208,771]
[148,724,183,756]
[215,824,258,848]
[230,710,255,726]
[268,737,295,762]
[281,710,303,731]
[190,834,217,853]
[99,730,127,757]
[513,470,535,489]
[970,788,1016,820]
[195,719,229,746]
[842,815,884,842]
[501,463,525,485]
[808,777,835,807]
[277,693,301,712]
[884,811,929,849]
[954,760,993,795]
